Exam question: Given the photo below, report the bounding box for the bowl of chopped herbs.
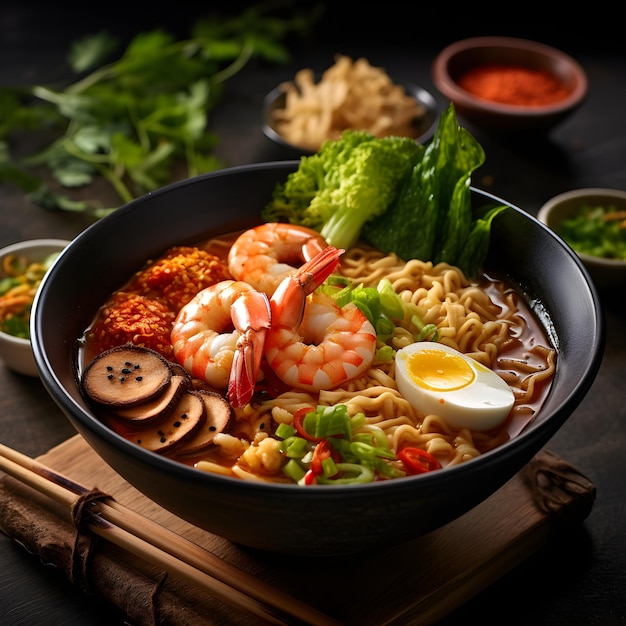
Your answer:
[539,188,626,290]
[0,239,69,376]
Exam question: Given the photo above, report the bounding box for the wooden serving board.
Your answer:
[0,435,596,625]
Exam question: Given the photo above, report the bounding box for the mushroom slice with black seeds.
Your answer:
[173,389,233,457]
[82,344,172,407]
[134,390,206,454]
[113,375,190,424]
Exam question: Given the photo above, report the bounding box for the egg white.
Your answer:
[395,341,515,431]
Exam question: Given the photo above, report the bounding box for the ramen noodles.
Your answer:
[80,230,557,484]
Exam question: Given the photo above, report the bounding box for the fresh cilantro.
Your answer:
[1,3,316,217]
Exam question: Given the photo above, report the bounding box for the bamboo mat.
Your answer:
[0,435,596,625]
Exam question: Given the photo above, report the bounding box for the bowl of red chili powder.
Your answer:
[432,36,587,132]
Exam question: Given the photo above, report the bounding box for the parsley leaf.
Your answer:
[1,3,314,217]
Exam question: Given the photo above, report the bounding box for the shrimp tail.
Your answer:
[295,245,344,294]
[270,246,344,329]
[227,290,271,408]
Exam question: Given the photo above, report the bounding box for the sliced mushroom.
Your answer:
[133,390,206,453]
[113,375,189,424]
[173,389,233,456]
[82,344,172,407]
[169,360,192,382]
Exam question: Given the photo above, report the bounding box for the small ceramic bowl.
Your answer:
[0,239,70,376]
[263,81,439,155]
[431,36,587,133]
[538,188,626,290]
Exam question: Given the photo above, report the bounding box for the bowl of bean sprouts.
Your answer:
[30,163,603,555]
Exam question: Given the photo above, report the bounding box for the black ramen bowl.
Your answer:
[31,162,604,556]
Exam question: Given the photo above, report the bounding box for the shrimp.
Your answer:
[265,246,377,392]
[227,222,328,296]
[171,280,271,408]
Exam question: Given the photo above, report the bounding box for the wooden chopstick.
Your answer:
[0,442,341,626]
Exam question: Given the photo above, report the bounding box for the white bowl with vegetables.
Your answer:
[538,188,626,289]
[31,106,603,556]
[0,239,70,376]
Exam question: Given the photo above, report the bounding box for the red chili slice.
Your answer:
[398,447,442,475]
[304,440,342,485]
[310,440,333,475]
[293,407,321,442]
[302,469,316,485]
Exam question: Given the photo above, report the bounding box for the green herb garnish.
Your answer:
[276,404,405,485]
[557,204,626,260]
[320,275,438,360]
[0,4,315,217]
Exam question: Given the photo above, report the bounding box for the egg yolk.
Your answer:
[407,349,475,391]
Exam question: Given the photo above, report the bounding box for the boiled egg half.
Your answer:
[395,341,515,431]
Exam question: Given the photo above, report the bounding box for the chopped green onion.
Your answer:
[353,424,389,450]
[281,436,308,459]
[349,441,395,462]
[303,405,353,439]
[316,463,374,484]
[374,458,406,479]
[415,322,439,342]
[350,412,366,430]
[275,422,296,439]
[327,284,353,308]
[374,314,395,339]
[321,456,339,478]
[377,279,405,319]
[283,459,306,483]
[275,406,406,486]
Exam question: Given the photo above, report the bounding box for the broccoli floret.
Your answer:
[262,130,423,250]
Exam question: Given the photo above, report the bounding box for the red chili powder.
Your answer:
[86,292,176,359]
[458,64,571,107]
[127,246,230,312]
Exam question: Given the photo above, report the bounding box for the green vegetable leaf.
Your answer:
[455,203,508,275]
[23,138,98,188]
[363,103,505,277]
[29,185,98,213]
[362,155,439,262]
